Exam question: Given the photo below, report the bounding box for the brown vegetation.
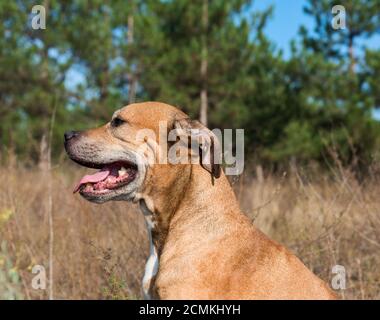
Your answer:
[0,161,379,299]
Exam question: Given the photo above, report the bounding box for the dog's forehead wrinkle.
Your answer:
[112,109,122,120]
[111,103,187,128]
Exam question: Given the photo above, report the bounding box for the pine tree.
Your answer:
[136,0,259,126]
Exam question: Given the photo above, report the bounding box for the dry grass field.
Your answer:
[0,160,379,299]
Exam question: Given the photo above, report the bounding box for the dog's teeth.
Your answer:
[118,167,127,176]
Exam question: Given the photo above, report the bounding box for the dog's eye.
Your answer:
[111,117,126,128]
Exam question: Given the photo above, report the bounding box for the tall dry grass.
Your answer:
[0,163,146,299]
[0,162,379,299]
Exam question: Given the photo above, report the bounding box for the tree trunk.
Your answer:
[39,0,50,171]
[128,5,137,104]
[199,0,208,126]
[38,134,49,171]
[6,127,16,168]
[348,34,356,73]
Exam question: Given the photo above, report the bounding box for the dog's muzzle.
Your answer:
[64,131,146,203]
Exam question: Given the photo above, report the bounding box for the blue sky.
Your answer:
[67,0,380,84]
[253,0,311,58]
[66,0,380,116]
[252,0,380,118]
[67,0,311,89]
[252,0,380,58]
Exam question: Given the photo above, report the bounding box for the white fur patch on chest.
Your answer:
[142,212,159,299]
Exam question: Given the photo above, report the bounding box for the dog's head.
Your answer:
[64,102,221,204]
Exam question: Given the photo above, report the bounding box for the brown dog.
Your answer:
[64,102,337,300]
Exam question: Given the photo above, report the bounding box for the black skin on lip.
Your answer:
[63,131,138,170]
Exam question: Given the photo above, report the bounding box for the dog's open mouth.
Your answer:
[73,162,138,195]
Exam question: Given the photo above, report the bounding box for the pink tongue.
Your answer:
[73,169,110,193]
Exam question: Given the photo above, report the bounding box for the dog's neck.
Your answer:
[138,165,240,299]
[139,201,159,299]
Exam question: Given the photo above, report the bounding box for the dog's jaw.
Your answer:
[81,158,146,203]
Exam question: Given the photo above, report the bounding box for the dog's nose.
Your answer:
[64,131,80,141]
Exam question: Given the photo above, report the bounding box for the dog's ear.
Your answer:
[174,118,221,178]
